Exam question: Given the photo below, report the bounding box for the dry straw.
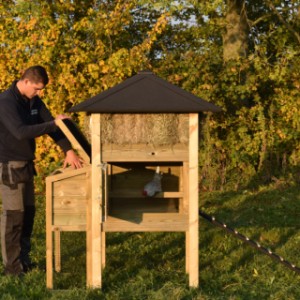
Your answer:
[86,113,190,146]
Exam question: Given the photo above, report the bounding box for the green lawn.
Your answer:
[1,181,300,299]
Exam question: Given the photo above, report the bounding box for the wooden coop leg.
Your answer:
[183,162,190,275]
[188,113,199,287]
[46,180,53,289]
[46,231,53,288]
[102,231,106,269]
[54,229,61,272]
[185,230,190,274]
[87,113,102,288]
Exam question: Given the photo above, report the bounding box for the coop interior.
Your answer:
[102,162,189,232]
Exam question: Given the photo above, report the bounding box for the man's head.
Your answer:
[17,65,49,99]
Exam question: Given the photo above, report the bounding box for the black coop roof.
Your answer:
[69,71,221,113]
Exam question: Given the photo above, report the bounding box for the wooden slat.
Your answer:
[101,232,106,270]
[102,167,108,269]
[102,143,188,162]
[52,183,88,197]
[53,213,86,226]
[47,166,91,181]
[109,199,178,214]
[56,119,91,164]
[109,190,184,198]
[87,113,102,288]
[182,163,189,214]
[187,113,199,287]
[184,162,189,274]
[53,198,87,210]
[110,164,182,175]
[54,230,61,272]
[52,225,86,231]
[103,213,188,232]
[46,177,53,288]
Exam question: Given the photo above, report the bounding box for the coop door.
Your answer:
[56,118,91,165]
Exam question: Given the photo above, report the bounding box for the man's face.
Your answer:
[23,79,45,99]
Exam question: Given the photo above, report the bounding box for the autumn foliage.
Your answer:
[1,1,300,190]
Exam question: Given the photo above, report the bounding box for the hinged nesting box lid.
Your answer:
[68,71,221,113]
[56,119,91,164]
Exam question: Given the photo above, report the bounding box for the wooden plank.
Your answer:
[186,228,190,274]
[53,213,86,226]
[103,213,189,232]
[53,207,87,213]
[46,177,53,288]
[184,162,189,274]
[110,163,182,175]
[182,163,189,214]
[101,232,106,270]
[47,166,91,181]
[102,143,188,162]
[102,167,107,269]
[87,113,102,288]
[109,198,178,214]
[187,113,199,287]
[56,119,91,164]
[52,225,86,231]
[53,198,87,210]
[54,230,61,272]
[104,166,108,221]
[52,182,89,197]
[178,165,183,213]
[109,191,184,198]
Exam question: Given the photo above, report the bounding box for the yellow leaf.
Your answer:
[253,268,259,277]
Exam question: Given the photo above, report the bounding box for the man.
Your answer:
[0,65,83,276]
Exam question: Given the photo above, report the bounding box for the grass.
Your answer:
[1,180,300,299]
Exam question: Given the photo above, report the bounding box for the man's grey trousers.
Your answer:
[0,161,35,275]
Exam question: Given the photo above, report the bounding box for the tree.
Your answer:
[223,0,249,60]
[1,0,300,190]
[0,0,169,171]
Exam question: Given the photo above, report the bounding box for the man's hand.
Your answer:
[63,149,84,169]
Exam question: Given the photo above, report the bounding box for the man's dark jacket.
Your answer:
[0,81,71,162]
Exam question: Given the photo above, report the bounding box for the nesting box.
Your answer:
[46,71,220,289]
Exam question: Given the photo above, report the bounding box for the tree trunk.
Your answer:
[223,0,249,61]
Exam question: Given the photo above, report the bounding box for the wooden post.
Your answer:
[54,229,61,272]
[101,232,106,269]
[87,114,102,287]
[187,113,199,287]
[102,164,108,269]
[184,162,189,274]
[46,178,53,288]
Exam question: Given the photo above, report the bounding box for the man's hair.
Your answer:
[20,65,49,85]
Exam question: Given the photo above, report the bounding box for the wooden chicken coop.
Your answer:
[46,71,221,289]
